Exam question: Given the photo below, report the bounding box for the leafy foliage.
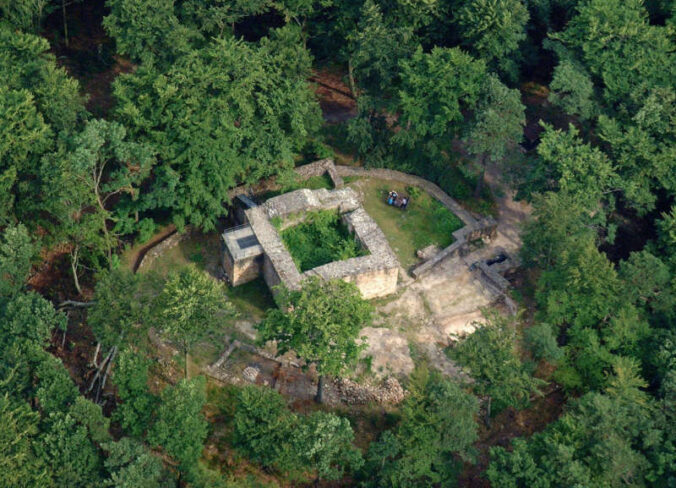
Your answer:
[147,376,209,476]
[257,277,372,379]
[113,28,321,230]
[158,265,233,377]
[0,393,49,487]
[233,385,363,481]
[456,0,529,79]
[487,362,676,487]
[103,437,166,487]
[362,368,479,487]
[111,349,156,438]
[450,313,545,414]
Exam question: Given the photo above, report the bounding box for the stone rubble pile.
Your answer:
[333,376,405,405]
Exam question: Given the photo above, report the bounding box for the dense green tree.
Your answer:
[233,385,363,481]
[147,376,208,476]
[81,269,150,401]
[111,349,156,438]
[36,411,105,487]
[66,119,155,259]
[598,87,676,214]
[455,0,529,79]
[0,0,50,32]
[0,224,36,297]
[534,124,617,201]
[395,46,486,151]
[0,26,85,133]
[257,277,372,402]
[519,191,605,271]
[34,353,79,414]
[551,0,675,111]
[295,411,364,481]
[465,74,525,197]
[0,393,49,487]
[548,60,598,120]
[69,396,112,445]
[524,322,563,363]
[346,0,414,96]
[536,237,651,391]
[158,266,232,378]
[362,368,479,487]
[103,437,166,488]
[178,0,271,38]
[450,313,545,417]
[103,0,196,66]
[657,205,676,259]
[619,250,675,324]
[487,361,674,487]
[0,86,51,180]
[113,28,321,230]
[0,291,65,353]
[232,385,298,472]
[536,238,622,330]
[41,121,155,293]
[89,269,153,354]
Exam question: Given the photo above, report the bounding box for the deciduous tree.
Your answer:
[450,313,545,418]
[465,75,525,197]
[158,266,232,378]
[103,437,165,488]
[362,368,479,487]
[456,0,529,79]
[113,28,321,230]
[147,376,208,477]
[257,277,372,402]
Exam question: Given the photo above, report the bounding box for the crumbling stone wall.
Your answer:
[411,217,497,278]
[245,187,400,299]
[137,227,193,272]
[293,158,344,188]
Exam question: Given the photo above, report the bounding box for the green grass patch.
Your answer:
[225,277,275,320]
[279,210,367,272]
[350,178,464,269]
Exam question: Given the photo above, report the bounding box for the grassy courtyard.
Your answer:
[348,178,464,269]
[278,210,367,272]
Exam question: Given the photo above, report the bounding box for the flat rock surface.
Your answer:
[359,327,415,378]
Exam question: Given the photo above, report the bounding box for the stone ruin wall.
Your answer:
[226,252,263,287]
[293,158,344,188]
[333,265,398,299]
[411,217,498,278]
[246,187,399,299]
[137,226,193,273]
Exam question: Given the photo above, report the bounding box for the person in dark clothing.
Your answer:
[401,197,409,209]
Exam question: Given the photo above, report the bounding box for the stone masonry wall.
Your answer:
[293,158,344,188]
[230,255,262,286]
[411,217,497,278]
[247,187,399,299]
[137,226,193,272]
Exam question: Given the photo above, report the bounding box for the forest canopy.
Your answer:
[0,0,674,486]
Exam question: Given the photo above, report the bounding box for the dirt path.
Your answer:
[311,68,357,123]
[483,162,533,254]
